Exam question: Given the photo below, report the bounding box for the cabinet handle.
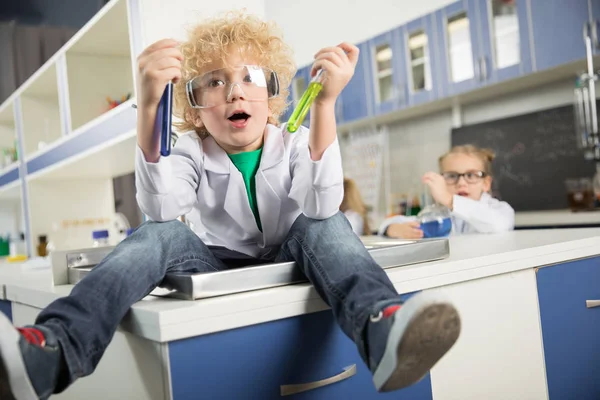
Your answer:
[586,300,600,308]
[584,24,598,136]
[474,58,481,81]
[280,364,357,396]
[480,56,488,81]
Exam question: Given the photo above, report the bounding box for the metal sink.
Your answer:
[51,238,449,300]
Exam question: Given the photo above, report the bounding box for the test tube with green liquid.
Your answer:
[287,70,325,133]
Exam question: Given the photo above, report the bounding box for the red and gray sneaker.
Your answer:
[0,313,62,400]
[366,292,461,392]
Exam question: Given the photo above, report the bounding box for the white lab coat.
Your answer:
[378,193,515,236]
[135,124,344,258]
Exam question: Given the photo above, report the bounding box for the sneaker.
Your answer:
[366,292,461,392]
[0,313,62,400]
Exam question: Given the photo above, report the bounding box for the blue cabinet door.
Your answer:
[529,0,589,71]
[168,310,433,399]
[537,257,600,400]
[475,0,533,83]
[403,14,441,106]
[338,42,372,124]
[435,0,482,96]
[368,30,407,116]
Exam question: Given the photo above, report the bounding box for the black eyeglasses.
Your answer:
[442,170,487,184]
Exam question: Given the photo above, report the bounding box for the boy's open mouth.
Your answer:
[457,191,469,197]
[228,111,251,128]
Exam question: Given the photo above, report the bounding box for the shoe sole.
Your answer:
[0,313,37,400]
[373,292,461,392]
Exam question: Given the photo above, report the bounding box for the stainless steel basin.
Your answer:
[51,238,449,300]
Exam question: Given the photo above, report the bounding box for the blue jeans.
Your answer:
[36,212,398,387]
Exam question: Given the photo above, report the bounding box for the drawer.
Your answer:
[168,309,432,399]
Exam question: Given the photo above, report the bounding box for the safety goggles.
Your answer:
[186,65,280,108]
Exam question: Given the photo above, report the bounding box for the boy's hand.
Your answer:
[136,39,183,162]
[386,221,424,239]
[136,39,183,110]
[311,42,359,105]
[422,172,453,209]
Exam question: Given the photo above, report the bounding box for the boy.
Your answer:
[0,12,460,399]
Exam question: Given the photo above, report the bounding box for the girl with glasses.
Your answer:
[379,145,514,238]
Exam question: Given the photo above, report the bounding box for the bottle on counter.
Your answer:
[92,230,110,247]
[37,235,48,257]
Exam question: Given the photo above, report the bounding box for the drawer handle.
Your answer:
[280,364,357,396]
[586,300,600,308]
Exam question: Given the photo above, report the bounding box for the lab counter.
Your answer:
[515,209,600,229]
[2,229,600,399]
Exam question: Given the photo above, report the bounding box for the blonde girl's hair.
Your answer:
[438,144,495,176]
[341,178,371,234]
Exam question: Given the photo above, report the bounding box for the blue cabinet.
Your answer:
[403,14,442,105]
[436,0,535,93]
[367,30,408,116]
[475,0,533,82]
[0,300,11,322]
[292,0,595,128]
[435,1,482,96]
[337,42,372,124]
[537,257,600,400]
[529,0,590,71]
[169,310,433,399]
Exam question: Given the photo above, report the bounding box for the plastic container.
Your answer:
[92,230,110,247]
[418,204,453,238]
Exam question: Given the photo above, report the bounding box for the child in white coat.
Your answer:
[0,12,460,398]
[379,145,515,239]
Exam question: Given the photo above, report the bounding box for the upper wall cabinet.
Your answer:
[435,1,481,96]
[477,0,533,82]
[304,0,597,127]
[337,42,372,124]
[529,0,591,72]
[367,31,408,116]
[402,14,441,106]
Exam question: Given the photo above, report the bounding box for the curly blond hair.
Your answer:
[438,145,496,176]
[173,11,296,138]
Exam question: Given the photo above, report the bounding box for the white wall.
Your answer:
[139,0,267,45]
[0,199,22,237]
[266,0,455,66]
[28,179,116,251]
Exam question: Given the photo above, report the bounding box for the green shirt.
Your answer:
[227,148,263,231]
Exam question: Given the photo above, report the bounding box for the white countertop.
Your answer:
[4,229,600,343]
[0,259,53,300]
[515,209,600,227]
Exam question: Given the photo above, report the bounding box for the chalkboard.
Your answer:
[451,104,596,211]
